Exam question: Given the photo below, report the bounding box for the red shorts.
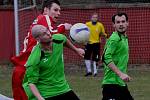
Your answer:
[12,66,28,100]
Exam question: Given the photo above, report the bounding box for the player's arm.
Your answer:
[65,39,85,58]
[38,15,72,34]
[103,40,131,82]
[57,23,72,33]
[26,65,44,100]
[100,23,108,38]
[26,64,44,100]
[107,62,131,82]
[25,46,44,99]
[29,83,45,100]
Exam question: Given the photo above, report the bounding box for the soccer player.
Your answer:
[23,25,84,100]
[11,0,72,100]
[84,12,108,77]
[101,12,134,100]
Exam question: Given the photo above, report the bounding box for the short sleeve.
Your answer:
[99,23,106,37]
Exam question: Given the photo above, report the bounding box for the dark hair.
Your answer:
[112,12,128,23]
[41,0,60,13]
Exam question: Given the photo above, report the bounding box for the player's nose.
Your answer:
[57,11,60,15]
[48,33,52,38]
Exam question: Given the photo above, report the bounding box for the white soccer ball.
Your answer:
[70,23,90,44]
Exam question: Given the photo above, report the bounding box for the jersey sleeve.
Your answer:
[101,23,105,34]
[26,64,40,84]
[25,44,41,84]
[103,40,118,65]
[100,23,107,38]
[56,24,65,34]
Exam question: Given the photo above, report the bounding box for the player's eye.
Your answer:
[122,20,125,23]
[116,21,120,24]
[42,32,48,36]
[54,8,60,12]
[54,9,58,11]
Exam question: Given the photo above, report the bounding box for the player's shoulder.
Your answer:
[52,34,66,41]
[85,21,91,25]
[37,14,44,19]
[97,22,104,26]
[32,14,45,25]
[37,15,46,22]
[37,14,50,20]
[109,32,120,41]
[25,43,41,67]
[36,14,52,24]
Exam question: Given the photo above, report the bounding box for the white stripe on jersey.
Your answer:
[57,24,64,27]
[44,15,59,33]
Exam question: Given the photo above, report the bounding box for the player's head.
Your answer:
[32,25,51,43]
[91,12,98,24]
[112,12,128,34]
[42,0,61,22]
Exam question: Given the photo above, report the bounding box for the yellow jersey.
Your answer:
[86,21,107,44]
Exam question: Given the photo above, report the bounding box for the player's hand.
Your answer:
[37,97,45,100]
[75,48,85,58]
[119,73,131,82]
[106,34,109,39]
[64,23,72,30]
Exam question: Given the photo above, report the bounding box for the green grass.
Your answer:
[0,65,13,97]
[66,69,150,100]
[0,65,150,100]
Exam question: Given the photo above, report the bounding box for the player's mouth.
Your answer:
[54,16,58,20]
[119,27,124,30]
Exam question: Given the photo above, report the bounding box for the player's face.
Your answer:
[47,3,61,22]
[91,14,98,22]
[39,28,51,43]
[113,15,128,33]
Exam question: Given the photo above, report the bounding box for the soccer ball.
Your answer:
[69,23,90,44]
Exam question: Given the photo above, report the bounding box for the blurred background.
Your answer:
[0,1,150,99]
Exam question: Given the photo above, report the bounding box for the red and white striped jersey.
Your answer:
[11,14,66,66]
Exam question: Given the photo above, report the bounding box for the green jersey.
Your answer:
[23,34,71,99]
[102,31,129,86]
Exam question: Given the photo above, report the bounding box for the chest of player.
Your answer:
[89,25,101,33]
[115,36,129,56]
[39,43,64,70]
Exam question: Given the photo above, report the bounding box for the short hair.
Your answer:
[41,0,60,13]
[31,25,47,39]
[112,12,128,23]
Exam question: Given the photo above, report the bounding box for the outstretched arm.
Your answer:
[29,83,45,100]
[37,15,72,35]
[65,39,85,58]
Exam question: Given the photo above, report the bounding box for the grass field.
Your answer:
[0,64,150,100]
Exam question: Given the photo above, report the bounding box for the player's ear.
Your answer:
[126,21,129,27]
[43,7,49,14]
[113,23,115,28]
[36,37,40,42]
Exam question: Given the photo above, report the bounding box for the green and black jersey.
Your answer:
[102,31,129,86]
[23,34,71,99]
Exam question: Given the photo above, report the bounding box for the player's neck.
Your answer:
[41,42,53,52]
[92,21,97,25]
[117,31,127,37]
